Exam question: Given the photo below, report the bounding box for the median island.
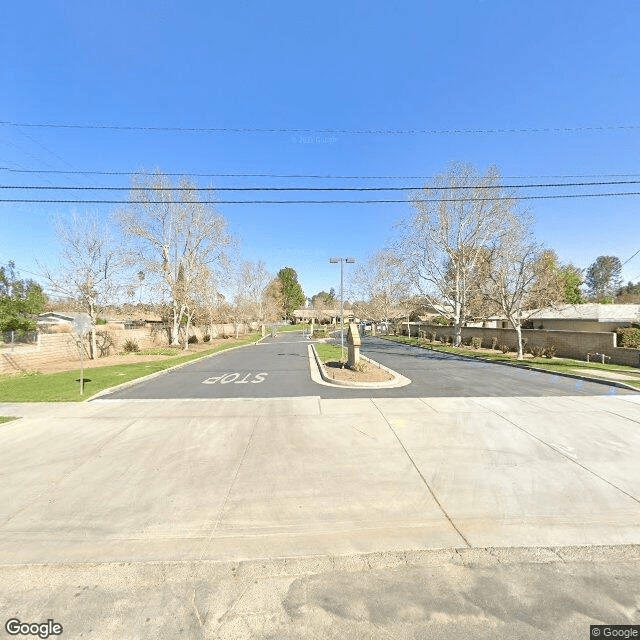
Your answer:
[313,342,394,383]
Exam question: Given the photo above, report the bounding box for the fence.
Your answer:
[406,323,640,368]
[0,330,38,350]
[0,322,260,375]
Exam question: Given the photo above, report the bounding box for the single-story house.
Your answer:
[478,304,640,332]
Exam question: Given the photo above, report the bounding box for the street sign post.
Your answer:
[72,316,92,395]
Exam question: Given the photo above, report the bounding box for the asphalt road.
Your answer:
[101,331,634,399]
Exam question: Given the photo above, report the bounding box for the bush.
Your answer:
[203,334,211,342]
[188,335,199,344]
[96,317,107,325]
[531,345,544,358]
[433,316,449,326]
[491,337,498,350]
[123,339,140,353]
[471,337,482,350]
[617,327,640,349]
[95,330,114,357]
[521,340,530,354]
[543,344,557,358]
[499,343,510,354]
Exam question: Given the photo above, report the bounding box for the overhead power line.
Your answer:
[2,191,640,204]
[3,166,640,180]
[2,120,640,136]
[2,179,640,192]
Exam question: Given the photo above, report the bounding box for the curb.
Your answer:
[308,344,411,389]
[88,334,264,401]
[378,337,640,393]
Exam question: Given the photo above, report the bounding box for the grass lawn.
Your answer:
[381,335,640,388]
[314,342,346,363]
[277,323,311,332]
[0,333,261,402]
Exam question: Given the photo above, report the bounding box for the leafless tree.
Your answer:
[397,163,517,346]
[348,249,410,324]
[479,218,565,359]
[39,212,122,359]
[117,172,233,346]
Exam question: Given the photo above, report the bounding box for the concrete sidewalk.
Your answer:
[1,394,640,637]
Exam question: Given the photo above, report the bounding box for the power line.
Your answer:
[622,248,640,266]
[2,191,640,205]
[2,120,640,136]
[2,179,640,192]
[3,166,640,180]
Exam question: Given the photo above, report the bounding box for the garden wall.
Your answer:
[408,323,639,367]
[0,322,258,374]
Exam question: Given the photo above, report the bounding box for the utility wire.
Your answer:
[2,120,640,135]
[3,167,640,180]
[621,248,640,266]
[2,192,640,204]
[2,180,640,192]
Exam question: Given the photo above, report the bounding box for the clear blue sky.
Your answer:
[1,0,640,300]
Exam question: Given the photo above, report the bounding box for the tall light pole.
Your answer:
[329,256,355,361]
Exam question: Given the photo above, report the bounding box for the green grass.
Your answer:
[314,342,345,362]
[120,347,183,356]
[381,335,640,388]
[0,416,18,424]
[277,323,311,332]
[0,333,262,402]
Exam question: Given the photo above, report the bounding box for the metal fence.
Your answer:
[0,330,38,350]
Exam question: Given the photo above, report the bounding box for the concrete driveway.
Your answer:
[2,343,640,637]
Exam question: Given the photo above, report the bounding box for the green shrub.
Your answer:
[123,339,140,353]
[203,334,211,342]
[491,337,498,350]
[433,315,449,325]
[617,327,640,349]
[471,337,482,350]
[188,335,199,344]
[499,343,510,354]
[543,344,557,358]
[96,317,107,325]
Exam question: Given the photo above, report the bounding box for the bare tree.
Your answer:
[117,172,233,346]
[397,163,517,346]
[348,249,410,324]
[39,212,122,359]
[479,218,565,359]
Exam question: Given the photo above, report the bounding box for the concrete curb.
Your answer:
[308,344,411,389]
[88,334,264,401]
[379,337,640,393]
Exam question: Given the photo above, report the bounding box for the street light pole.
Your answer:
[329,256,355,362]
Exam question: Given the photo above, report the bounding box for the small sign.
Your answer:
[73,316,92,336]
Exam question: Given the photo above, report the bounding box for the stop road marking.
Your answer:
[203,372,268,384]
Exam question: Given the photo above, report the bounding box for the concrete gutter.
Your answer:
[88,334,265,401]
[308,344,411,389]
[381,337,640,393]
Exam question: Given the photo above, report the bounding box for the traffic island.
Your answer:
[308,343,411,389]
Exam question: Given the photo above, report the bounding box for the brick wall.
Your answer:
[410,323,638,367]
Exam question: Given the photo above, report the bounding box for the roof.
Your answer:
[38,311,91,322]
[529,304,640,322]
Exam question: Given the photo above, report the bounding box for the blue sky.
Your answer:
[1,0,640,300]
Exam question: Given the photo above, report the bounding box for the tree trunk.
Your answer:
[514,322,524,360]
[184,318,190,350]
[171,303,182,346]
